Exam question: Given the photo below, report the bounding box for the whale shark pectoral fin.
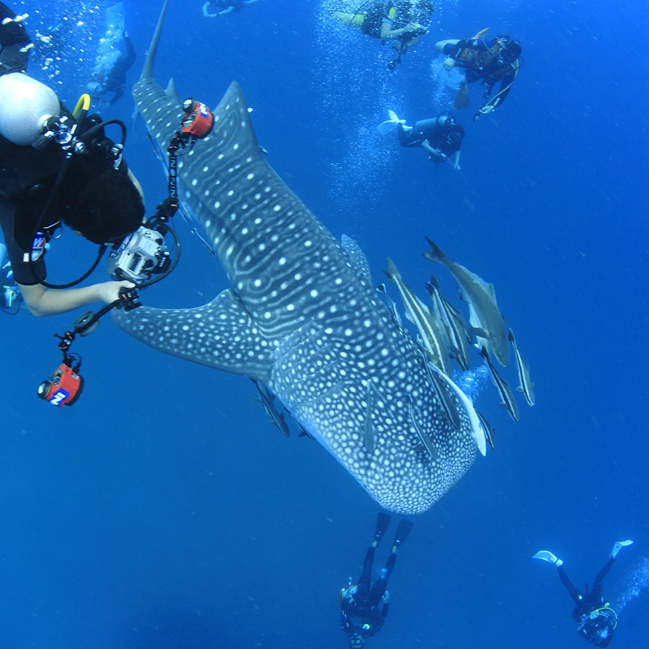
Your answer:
[341,235,372,285]
[113,289,273,383]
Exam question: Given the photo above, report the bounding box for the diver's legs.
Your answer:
[589,557,615,601]
[558,565,585,607]
[357,546,375,597]
[397,125,424,147]
[595,558,615,585]
[367,553,396,606]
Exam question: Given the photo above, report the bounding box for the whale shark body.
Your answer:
[114,0,480,514]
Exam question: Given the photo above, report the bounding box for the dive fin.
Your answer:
[392,519,414,551]
[533,550,563,566]
[374,513,391,546]
[611,540,633,558]
[377,110,405,135]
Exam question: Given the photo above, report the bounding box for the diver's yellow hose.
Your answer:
[72,93,91,117]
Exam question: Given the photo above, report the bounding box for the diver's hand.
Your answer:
[443,57,456,71]
[428,149,446,163]
[453,160,461,171]
[99,280,136,305]
[479,105,495,116]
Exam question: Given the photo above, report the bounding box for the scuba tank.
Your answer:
[0,72,60,146]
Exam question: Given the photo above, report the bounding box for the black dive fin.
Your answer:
[392,519,414,550]
[374,513,391,544]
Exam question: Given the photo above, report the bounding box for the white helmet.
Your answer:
[0,72,60,146]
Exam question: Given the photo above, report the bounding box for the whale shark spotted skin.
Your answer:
[114,0,479,514]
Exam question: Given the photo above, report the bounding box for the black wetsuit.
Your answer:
[443,36,519,109]
[398,119,464,161]
[558,559,617,647]
[341,546,395,640]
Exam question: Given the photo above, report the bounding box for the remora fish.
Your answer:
[384,258,452,376]
[376,283,402,327]
[425,274,471,371]
[252,379,290,437]
[428,364,487,457]
[475,410,496,450]
[423,238,510,368]
[477,345,520,422]
[508,328,535,406]
[113,0,479,515]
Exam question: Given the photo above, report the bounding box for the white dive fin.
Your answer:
[611,540,633,558]
[377,110,405,135]
[533,550,563,566]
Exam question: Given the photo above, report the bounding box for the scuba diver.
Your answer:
[85,3,137,108]
[333,0,435,70]
[86,32,136,106]
[340,513,413,648]
[0,2,144,317]
[435,29,522,121]
[533,540,634,647]
[379,110,464,169]
[202,0,258,18]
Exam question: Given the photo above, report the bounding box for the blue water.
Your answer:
[1,0,648,647]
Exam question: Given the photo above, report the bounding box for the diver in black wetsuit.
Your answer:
[397,112,464,169]
[534,540,633,647]
[340,513,413,648]
[86,33,136,107]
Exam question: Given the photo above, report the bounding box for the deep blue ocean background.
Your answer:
[1,0,648,647]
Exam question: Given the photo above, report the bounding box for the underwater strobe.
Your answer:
[181,97,213,138]
[37,356,84,407]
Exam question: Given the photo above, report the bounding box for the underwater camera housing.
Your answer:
[107,225,170,284]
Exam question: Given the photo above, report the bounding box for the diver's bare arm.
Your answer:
[18,281,133,317]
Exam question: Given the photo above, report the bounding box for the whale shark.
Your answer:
[114,0,483,514]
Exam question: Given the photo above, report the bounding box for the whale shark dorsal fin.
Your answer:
[113,288,274,383]
[341,235,372,285]
[165,77,181,104]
